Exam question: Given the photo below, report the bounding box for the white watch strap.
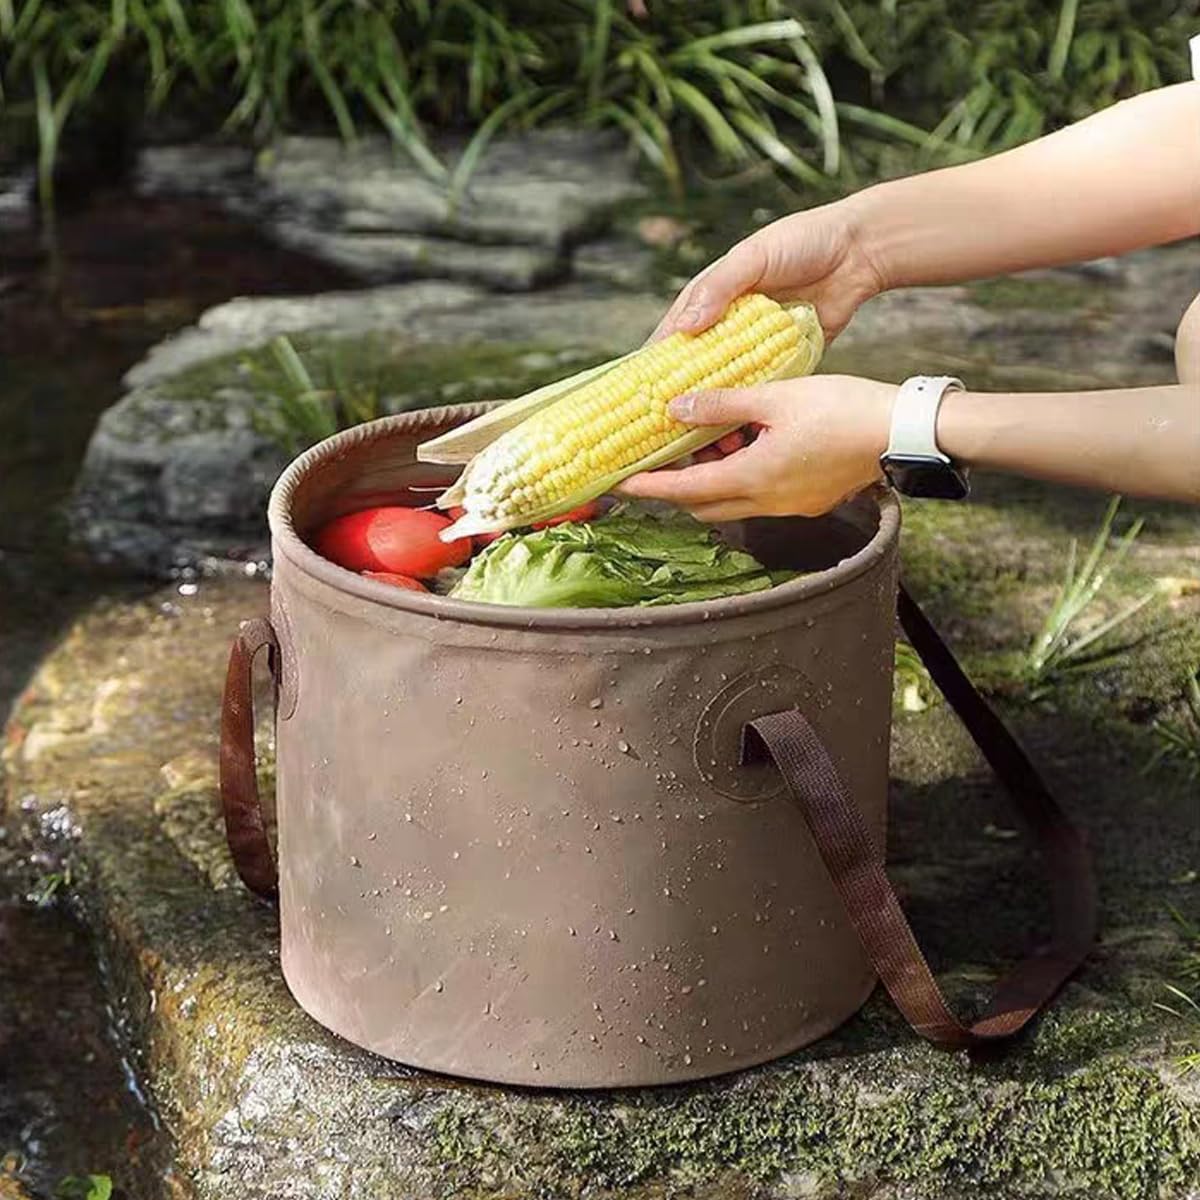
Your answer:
[886,375,965,462]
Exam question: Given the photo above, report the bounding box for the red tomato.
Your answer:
[313,507,471,576]
[533,501,602,529]
[361,571,428,592]
[473,531,505,550]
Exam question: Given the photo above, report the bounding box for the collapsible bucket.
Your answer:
[220,405,1096,1088]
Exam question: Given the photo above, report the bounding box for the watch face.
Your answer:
[882,456,971,501]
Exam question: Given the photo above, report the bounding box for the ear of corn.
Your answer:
[418,294,824,541]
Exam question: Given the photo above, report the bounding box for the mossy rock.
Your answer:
[4,505,1198,1198]
[67,281,659,576]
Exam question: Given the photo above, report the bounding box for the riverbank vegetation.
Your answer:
[2,1,1195,210]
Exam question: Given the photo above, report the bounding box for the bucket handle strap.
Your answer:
[219,617,280,899]
[743,583,1097,1049]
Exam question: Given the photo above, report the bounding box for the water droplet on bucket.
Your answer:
[589,697,603,709]
[435,980,444,993]
[349,856,361,867]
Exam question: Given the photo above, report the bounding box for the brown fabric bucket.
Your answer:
[220,405,1096,1088]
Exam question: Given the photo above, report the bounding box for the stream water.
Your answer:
[0,183,346,1198]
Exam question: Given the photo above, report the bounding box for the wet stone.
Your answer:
[133,130,645,290]
[69,282,661,576]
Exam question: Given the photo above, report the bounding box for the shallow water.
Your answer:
[0,185,347,1197]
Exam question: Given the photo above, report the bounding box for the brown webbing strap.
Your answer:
[219,618,280,899]
[745,584,1096,1048]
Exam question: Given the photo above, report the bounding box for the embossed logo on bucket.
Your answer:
[693,665,812,802]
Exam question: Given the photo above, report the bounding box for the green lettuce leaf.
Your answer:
[451,505,793,608]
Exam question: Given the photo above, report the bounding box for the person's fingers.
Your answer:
[668,386,774,428]
[615,456,750,506]
[692,430,749,463]
[650,240,769,341]
[687,500,759,523]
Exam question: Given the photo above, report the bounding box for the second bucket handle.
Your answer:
[219,617,281,899]
[743,583,1097,1049]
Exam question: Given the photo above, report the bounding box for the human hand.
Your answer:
[617,375,896,521]
[652,198,884,344]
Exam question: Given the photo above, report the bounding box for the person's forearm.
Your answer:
[847,83,1200,291]
[934,384,1200,503]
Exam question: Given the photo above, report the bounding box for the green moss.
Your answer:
[1025,1007,1147,1070]
[141,334,611,443]
[424,1059,1199,1198]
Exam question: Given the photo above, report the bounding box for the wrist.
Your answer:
[840,185,896,300]
[935,389,991,469]
[856,379,896,482]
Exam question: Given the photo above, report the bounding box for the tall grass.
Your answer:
[1,1,1195,211]
[1022,496,1160,698]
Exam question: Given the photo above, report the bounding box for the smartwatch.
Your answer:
[880,375,970,500]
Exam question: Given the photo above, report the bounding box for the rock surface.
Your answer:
[134,131,647,290]
[6,460,1200,1197]
[257,131,644,249]
[68,239,1200,579]
[68,281,661,575]
[0,167,33,234]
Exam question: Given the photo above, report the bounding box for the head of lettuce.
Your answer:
[450,505,795,608]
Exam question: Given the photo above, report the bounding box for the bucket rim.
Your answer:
[268,408,901,630]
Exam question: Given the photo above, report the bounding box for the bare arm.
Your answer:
[657,82,1200,340]
[634,82,1200,517]
[853,83,1200,291]
[938,384,1200,503]
[619,378,1200,516]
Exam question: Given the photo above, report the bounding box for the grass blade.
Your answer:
[667,75,747,162]
[448,85,548,204]
[790,32,839,175]
[585,0,612,111]
[679,19,806,57]
[730,108,823,185]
